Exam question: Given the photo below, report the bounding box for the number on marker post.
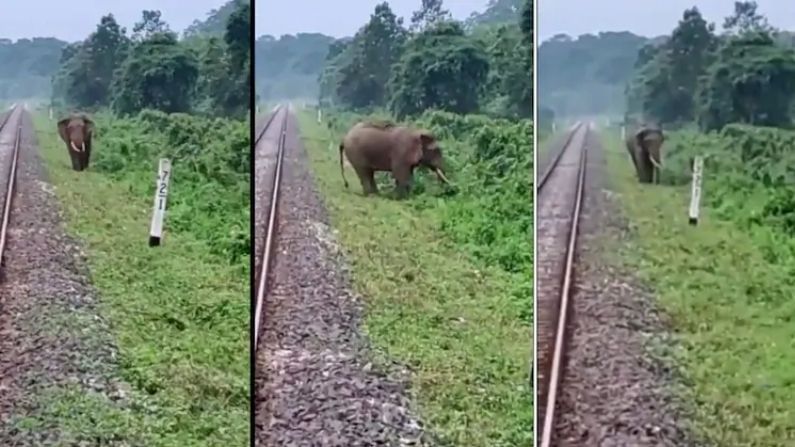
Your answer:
[149,159,172,246]
[689,156,704,226]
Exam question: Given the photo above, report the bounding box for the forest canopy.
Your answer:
[257,0,532,120]
[0,0,249,119]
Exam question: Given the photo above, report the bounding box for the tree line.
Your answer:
[318,0,533,119]
[0,38,66,99]
[51,0,250,118]
[627,1,795,131]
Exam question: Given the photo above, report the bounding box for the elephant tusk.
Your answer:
[81,142,85,152]
[435,168,451,184]
[70,141,82,152]
[649,154,662,169]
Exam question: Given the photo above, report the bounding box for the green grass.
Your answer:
[602,131,795,446]
[26,114,249,446]
[298,111,532,447]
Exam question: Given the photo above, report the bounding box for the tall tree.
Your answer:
[628,7,717,124]
[132,10,172,41]
[410,0,452,32]
[53,14,129,108]
[336,3,407,108]
[723,1,773,36]
[697,33,795,130]
[111,32,199,115]
[388,22,489,118]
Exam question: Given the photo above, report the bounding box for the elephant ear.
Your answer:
[57,118,70,144]
[407,130,429,166]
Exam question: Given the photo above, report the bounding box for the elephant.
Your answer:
[57,113,94,172]
[338,121,451,198]
[625,124,664,184]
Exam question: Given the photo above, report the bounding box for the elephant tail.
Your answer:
[339,142,348,188]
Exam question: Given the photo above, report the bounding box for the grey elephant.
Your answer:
[57,113,94,171]
[625,124,664,184]
[338,121,451,198]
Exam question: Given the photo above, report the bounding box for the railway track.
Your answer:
[0,105,23,277]
[536,121,589,447]
[253,104,287,350]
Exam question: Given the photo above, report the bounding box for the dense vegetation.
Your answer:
[626,1,795,130]
[319,0,532,119]
[0,37,66,99]
[52,1,249,118]
[605,2,795,445]
[302,107,532,446]
[8,2,250,445]
[257,0,532,120]
[264,0,533,444]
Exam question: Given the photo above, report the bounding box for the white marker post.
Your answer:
[49,107,53,120]
[256,105,260,115]
[317,109,322,124]
[689,156,704,226]
[149,159,172,246]
[621,125,626,140]
[552,122,557,133]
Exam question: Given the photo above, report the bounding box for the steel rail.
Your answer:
[253,105,288,350]
[537,122,583,192]
[255,105,282,147]
[538,124,589,447]
[0,107,22,276]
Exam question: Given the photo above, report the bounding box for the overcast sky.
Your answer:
[539,0,795,41]
[1,0,229,42]
[257,0,489,37]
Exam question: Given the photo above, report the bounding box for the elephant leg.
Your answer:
[67,146,80,171]
[392,164,413,199]
[83,142,91,170]
[638,151,652,183]
[354,166,377,196]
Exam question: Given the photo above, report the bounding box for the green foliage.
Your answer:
[660,125,795,236]
[414,111,532,301]
[272,0,530,119]
[606,130,795,446]
[301,110,532,445]
[52,1,248,118]
[183,0,249,39]
[0,37,67,99]
[627,7,717,124]
[410,0,452,32]
[52,15,130,109]
[110,33,199,115]
[336,3,408,109]
[627,4,795,130]
[315,0,531,120]
[465,0,524,29]
[90,110,249,262]
[696,33,795,131]
[31,111,248,445]
[474,20,532,118]
[388,22,489,118]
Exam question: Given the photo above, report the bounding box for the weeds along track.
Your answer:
[536,121,589,447]
[0,105,24,275]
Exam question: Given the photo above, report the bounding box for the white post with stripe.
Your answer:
[149,159,172,246]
